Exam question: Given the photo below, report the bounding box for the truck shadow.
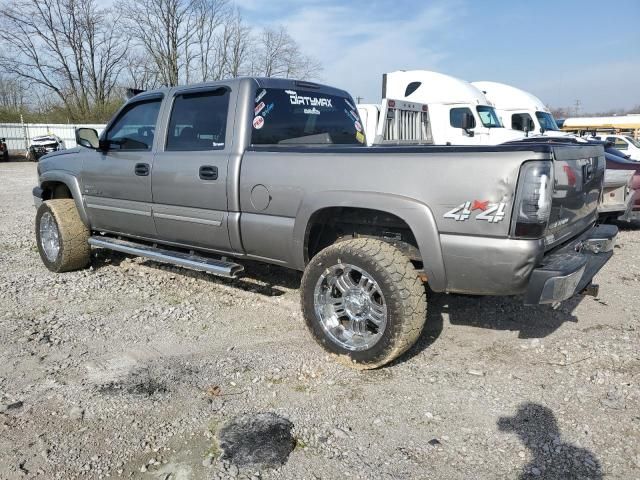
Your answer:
[399,289,582,364]
[611,219,640,231]
[498,402,602,479]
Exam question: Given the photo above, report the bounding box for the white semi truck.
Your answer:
[358,70,524,146]
[471,81,565,137]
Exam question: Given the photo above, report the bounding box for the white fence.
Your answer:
[0,123,106,152]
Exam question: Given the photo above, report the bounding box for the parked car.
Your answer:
[593,134,640,161]
[32,77,616,368]
[26,134,66,162]
[0,138,8,162]
[605,149,640,221]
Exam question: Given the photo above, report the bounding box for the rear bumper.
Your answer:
[524,224,617,305]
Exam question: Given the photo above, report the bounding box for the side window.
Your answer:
[450,108,475,128]
[106,99,162,150]
[166,89,229,151]
[606,137,627,149]
[615,138,628,150]
[511,113,534,132]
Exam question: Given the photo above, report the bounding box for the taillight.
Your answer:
[512,161,553,238]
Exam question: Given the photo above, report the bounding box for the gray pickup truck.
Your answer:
[32,77,617,368]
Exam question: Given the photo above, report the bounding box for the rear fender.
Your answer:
[294,191,446,291]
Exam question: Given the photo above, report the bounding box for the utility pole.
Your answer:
[356,96,364,104]
[574,99,581,117]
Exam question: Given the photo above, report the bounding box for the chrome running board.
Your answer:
[88,236,244,279]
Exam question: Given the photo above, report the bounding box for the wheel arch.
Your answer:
[293,191,447,291]
[39,171,90,227]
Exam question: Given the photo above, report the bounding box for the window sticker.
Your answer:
[255,89,267,103]
[288,92,332,107]
[344,98,356,110]
[354,120,362,132]
[356,131,365,144]
[255,101,266,115]
[253,116,264,129]
[344,109,359,122]
[261,103,274,118]
[304,107,321,115]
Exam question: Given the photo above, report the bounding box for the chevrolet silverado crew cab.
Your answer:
[32,77,617,368]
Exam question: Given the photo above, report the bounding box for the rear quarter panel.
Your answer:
[239,146,551,285]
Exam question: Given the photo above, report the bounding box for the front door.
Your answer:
[151,86,233,253]
[81,96,163,237]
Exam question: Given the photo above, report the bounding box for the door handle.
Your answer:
[199,165,218,180]
[135,163,150,176]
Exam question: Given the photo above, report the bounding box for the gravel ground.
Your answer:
[0,162,638,479]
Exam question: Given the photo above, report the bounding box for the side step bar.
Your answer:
[88,236,244,279]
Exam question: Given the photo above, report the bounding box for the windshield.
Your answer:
[535,111,560,131]
[251,88,365,145]
[476,106,502,128]
[625,136,640,148]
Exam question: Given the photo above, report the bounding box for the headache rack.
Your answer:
[375,99,433,145]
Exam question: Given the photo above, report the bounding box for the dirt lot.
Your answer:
[0,162,638,479]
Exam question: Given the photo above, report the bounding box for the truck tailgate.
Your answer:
[544,145,605,249]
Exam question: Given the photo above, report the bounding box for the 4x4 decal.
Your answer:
[444,200,506,223]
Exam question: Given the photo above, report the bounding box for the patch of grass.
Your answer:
[294,438,307,450]
[166,295,183,306]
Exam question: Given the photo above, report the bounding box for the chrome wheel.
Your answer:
[314,263,388,351]
[39,211,60,262]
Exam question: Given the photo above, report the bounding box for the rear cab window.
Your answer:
[251,88,365,145]
[166,88,230,151]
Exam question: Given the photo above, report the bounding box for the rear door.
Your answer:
[151,86,234,253]
[81,96,162,237]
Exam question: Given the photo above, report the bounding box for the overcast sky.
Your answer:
[240,0,640,113]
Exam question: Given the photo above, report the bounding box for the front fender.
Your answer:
[39,171,90,227]
[293,191,447,292]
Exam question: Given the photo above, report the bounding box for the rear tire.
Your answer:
[301,238,427,369]
[35,199,90,272]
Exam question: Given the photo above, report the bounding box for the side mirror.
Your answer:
[98,139,110,151]
[76,128,100,149]
[460,112,475,136]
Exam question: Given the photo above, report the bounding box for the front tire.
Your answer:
[301,238,427,369]
[35,199,90,272]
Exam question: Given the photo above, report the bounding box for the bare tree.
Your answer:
[251,25,321,80]
[0,75,26,110]
[189,0,229,81]
[216,9,253,79]
[123,53,162,91]
[118,0,230,86]
[0,0,128,120]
